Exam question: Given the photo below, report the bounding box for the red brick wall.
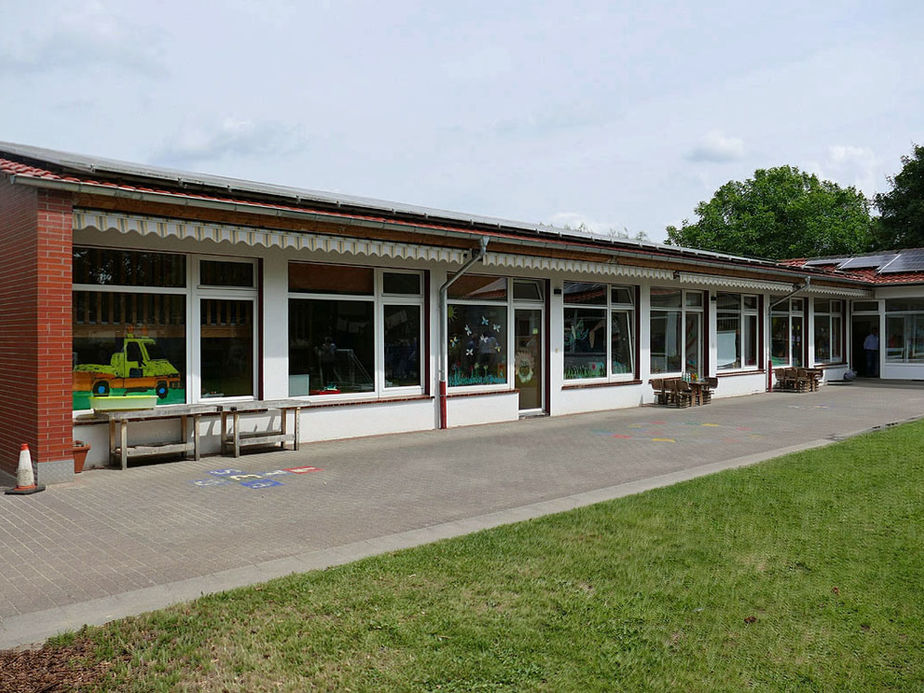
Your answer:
[0,177,74,474]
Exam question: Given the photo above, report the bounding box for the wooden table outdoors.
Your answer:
[650,377,717,407]
[219,399,303,458]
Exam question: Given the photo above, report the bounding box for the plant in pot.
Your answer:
[73,440,91,474]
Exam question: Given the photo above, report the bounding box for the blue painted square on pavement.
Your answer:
[209,468,244,477]
[240,478,284,489]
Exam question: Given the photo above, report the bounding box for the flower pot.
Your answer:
[73,441,91,474]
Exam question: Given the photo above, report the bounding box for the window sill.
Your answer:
[562,379,641,390]
[716,369,765,378]
[447,389,518,399]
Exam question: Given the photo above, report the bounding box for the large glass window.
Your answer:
[562,282,635,380]
[716,293,759,371]
[72,248,262,411]
[771,298,804,367]
[72,290,186,410]
[885,298,924,363]
[288,263,423,396]
[813,299,844,364]
[650,288,703,376]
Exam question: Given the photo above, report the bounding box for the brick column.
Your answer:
[0,177,74,481]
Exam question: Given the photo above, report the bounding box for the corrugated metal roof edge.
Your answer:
[0,141,868,287]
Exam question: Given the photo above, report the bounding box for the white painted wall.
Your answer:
[446,392,519,427]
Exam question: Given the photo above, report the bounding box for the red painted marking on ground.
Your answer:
[284,466,323,474]
[651,421,666,425]
[610,434,632,439]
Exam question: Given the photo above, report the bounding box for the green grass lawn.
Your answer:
[46,422,924,690]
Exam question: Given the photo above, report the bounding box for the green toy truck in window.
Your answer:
[72,334,183,405]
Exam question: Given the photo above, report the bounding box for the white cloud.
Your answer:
[0,1,165,76]
[154,117,309,166]
[806,144,882,197]
[686,130,746,163]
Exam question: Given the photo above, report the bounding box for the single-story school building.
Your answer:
[2,141,923,482]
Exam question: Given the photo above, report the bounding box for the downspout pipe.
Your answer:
[767,277,811,391]
[438,236,489,429]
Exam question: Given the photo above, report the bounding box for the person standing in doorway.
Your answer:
[863,326,880,377]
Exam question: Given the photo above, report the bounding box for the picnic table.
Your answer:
[773,367,823,392]
[650,377,717,407]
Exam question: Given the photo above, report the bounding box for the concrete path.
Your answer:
[1,381,922,649]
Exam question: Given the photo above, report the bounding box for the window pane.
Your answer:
[771,316,789,366]
[611,311,634,375]
[717,315,741,370]
[200,299,253,398]
[814,299,830,313]
[563,282,606,305]
[513,280,543,301]
[447,304,507,385]
[563,307,607,379]
[288,299,375,394]
[611,286,634,305]
[743,295,758,310]
[650,312,682,373]
[744,314,758,367]
[831,315,842,361]
[447,275,507,301]
[289,263,374,295]
[716,293,739,311]
[886,316,905,362]
[685,312,701,377]
[814,316,831,362]
[384,305,421,387]
[853,301,878,312]
[201,260,254,287]
[650,288,682,308]
[792,298,804,313]
[383,273,421,295]
[685,291,704,308]
[886,298,924,312]
[792,316,804,367]
[73,248,185,287]
[72,291,186,410]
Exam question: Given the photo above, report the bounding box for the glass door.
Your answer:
[514,308,543,411]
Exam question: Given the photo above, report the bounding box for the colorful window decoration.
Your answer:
[447,304,507,386]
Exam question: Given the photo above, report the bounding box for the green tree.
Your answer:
[666,166,873,260]
[873,144,924,250]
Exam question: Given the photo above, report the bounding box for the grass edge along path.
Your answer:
[5,420,924,691]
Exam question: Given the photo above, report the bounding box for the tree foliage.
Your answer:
[873,144,924,250]
[666,166,873,260]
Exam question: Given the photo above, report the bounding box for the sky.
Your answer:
[1,1,922,243]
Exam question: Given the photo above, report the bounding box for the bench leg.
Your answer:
[120,420,128,471]
[193,414,201,461]
[293,407,300,452]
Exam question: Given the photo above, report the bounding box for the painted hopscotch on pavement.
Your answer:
[590,420,765,445]
[190,466,323,489]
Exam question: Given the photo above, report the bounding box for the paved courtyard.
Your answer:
[1,381,922,648]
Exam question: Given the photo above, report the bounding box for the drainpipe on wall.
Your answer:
[438,236,489,429]
[767,277,811,391]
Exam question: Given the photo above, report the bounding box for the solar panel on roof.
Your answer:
[839,254,897,270]
[879,249,924,273]
[804,257,848,266]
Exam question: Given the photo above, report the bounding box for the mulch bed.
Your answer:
[0,638,129,692]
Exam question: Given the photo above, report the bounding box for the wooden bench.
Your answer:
[220,399,303,458]
[106,404,219,470]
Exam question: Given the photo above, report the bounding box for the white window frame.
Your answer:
[716,292,759,372]
[770,298,805,367]
[287,263,425,401]
[446,274,514,392]
[562,282,637,383]
[649,288,704,377]
[812,299,844,365]
[71,247,260,413]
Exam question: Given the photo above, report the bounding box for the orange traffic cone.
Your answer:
[5,444,45,495]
